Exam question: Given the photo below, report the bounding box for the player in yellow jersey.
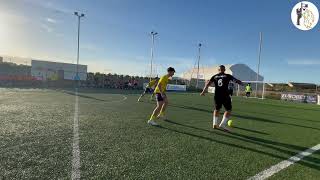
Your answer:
[137,77,159,102]
[148,67,175,126]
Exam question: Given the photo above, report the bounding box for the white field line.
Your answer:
[71,88,80,180]
[248,143,320,180]
[70,93,127,179]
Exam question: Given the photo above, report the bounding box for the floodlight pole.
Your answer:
[196,43,202,89]
[150,31,158,81]
[74,12,85,84]
[255,32,263,97]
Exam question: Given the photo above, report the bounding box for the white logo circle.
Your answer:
[291,1,319,31]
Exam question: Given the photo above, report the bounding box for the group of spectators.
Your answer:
[85,73,149,89]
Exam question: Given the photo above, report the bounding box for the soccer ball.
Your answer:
[227,120,233,127]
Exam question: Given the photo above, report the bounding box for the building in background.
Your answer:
[0,56,3,63]
[31,60,87,81]
[181,64,264,82]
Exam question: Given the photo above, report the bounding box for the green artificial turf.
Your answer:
[0,88,319,179]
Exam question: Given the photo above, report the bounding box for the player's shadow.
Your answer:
[167,103,320,131]
[169,103,212,113]
[165,119,268,135]
[240,109,320,124]
[165,120,304,151]
[62,90,106,102]
[159,120,320,170]
[242,100,320,112]
[233,127,269,135]
[233,114,320,131]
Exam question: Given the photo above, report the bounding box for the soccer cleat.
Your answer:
[147,120,158,126]
[157,114,167,121]
[213,125,219,129]
[220,126,231,133]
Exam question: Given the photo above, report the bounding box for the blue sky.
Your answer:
[0,0,320,83]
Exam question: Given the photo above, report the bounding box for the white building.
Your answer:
[31,60,87,81]
[181,64,263,81]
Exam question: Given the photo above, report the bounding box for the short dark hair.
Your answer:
[219,65,225,69]
[167,67,175,72]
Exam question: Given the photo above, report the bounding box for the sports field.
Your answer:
[0,88,319,179]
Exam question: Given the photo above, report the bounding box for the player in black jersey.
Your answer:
[200,65,243,131]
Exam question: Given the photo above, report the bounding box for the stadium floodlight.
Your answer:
[150,31,158,80]
[74,11,85,84]
[255,32,263,97]
[196,43,202,89]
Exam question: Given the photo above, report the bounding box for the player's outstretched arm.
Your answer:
[232,76,243,86]
[235,79,243,86]
[200,80,212,96]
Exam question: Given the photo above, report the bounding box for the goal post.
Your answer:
[236,80,265,99]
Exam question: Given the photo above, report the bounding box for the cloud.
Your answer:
[116,55,198,76]
[40,22,64,37]
[45,2,73,15]
[287,59,320,65]
[46,18,57,24]
[81,43,103,52]
[134,56,194,64]
[55,33,64,37]
[0,11,30,26]
[40,24,53,33]
[24,0,73,15]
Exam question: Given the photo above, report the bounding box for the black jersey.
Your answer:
[210,73,237,97]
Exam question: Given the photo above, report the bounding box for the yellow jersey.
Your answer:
[154,75,169,93]
[245,85,252,92]
[147,80,157,88]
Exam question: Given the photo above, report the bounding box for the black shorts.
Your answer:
[214,95,232,111]
[144,88,154,93]
[246,92,251,96]
[228,89,234,96]
[155,93,166,102]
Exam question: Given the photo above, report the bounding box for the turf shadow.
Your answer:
[169,103,212,113]
[166,103,320,131]
[233,127,269,135]
[239,109,320,124]
[142,101,212,113]
[233,114,320,131]
[165,120,305,151]
[55,88,141,96]
[243,100,320,112]
[62,91,107,102]
[165,119,320,166]
[156,124,320,171]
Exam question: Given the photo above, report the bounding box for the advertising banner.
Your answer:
[143,83,187,92]
[166,84,187,91]
[281,93,318,104]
